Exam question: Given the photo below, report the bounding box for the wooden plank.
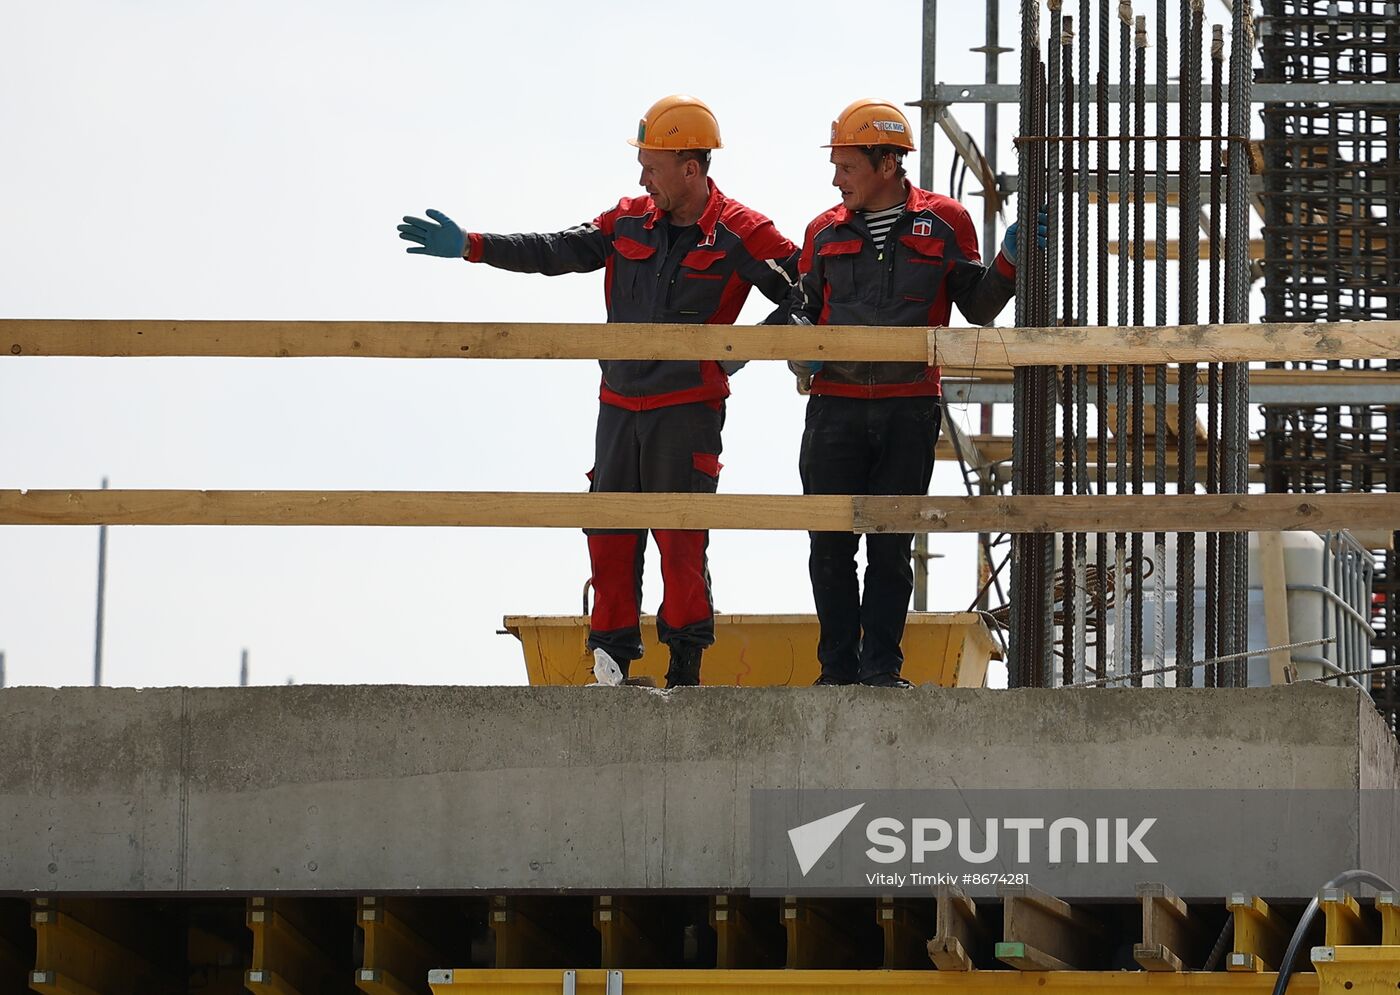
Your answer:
[943,366,1400,387]
[853,493,1400,535]
[0,490,854,531]
[998,884,1106,971]
[928,884,985,972]
[1258,532,1293,686]
[0,319,930,362]
[994,940,1074,971]
[6,490,1400,535]
[5,317,1400,366]
[1134,883,1207,973]
[936,435,1265,471]
[928,322,1400,367]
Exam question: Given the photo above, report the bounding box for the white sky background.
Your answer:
[0,0,1261,689]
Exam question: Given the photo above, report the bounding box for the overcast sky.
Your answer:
[0,0,1257,689]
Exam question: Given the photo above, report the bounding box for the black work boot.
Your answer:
[664,643,703,688]
[859,672,913,688]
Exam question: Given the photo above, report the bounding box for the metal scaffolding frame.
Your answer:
[918,0,1392,708]
[1256,0,1400,736]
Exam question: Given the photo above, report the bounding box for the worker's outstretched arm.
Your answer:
[398,209,610,276]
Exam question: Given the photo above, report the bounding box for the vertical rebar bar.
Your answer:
[1223,2,1254,680]
[1095,0,1111,678]
[1011,0,1035,686]
[1060,12,1075,685]
[1131,13,1148,679]
[1175,0,1204,686]
[1072,0,1091,685]
[1114,0,1132,679]
[1204,21,1224,685]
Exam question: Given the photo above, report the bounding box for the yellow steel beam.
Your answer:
[0,933,27,986]
[1312,945,1400,994]
[358,897,446,995]
[877,897,935,970]
[427,967,1322,992]
[5,489,1400,535]
[781,898,874,970]
[1379,893,1400,946]
[710,895,784,971]
[3,318,1399,367]
[246,897,344,995]
[1226,894,1291,974]
[489,895,599,971]
[26,969,104,995]
[29,900,168,995]
[1319,889,1379,948]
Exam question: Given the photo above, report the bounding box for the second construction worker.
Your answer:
[399,95,798,688]
[790,98,1039,688]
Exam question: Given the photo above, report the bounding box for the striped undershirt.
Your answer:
[859,203,904,252]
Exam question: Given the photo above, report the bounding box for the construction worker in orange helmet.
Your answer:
[398,95,800,689]
[789,98,1046,688]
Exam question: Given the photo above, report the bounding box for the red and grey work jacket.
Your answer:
[467,180,798,410]
[792,183,1016,398]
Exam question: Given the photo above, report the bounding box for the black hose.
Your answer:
[1271,868,1397,995]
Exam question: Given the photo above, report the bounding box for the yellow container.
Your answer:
[501,613,999,688]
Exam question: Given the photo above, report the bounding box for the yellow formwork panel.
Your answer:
[428,967,1319,993]
[1312,945,1400,993]
[28,899,172,995]
[503,613,998,688]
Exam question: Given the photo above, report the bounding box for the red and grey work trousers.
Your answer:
[585,400,724,663]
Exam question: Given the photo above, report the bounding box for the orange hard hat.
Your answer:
[824,98,916,151]
[629,94,723,151]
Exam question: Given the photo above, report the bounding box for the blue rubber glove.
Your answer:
[398,209,467,258]
[1002,206,1050,259]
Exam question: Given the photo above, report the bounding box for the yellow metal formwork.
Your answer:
[1312,945,1400,992]
[427,967,1322,993]
[503,613,998,688]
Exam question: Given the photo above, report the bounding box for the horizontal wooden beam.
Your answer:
[2,490,1397,534]
[4,319,1399,366]
[0,490,854,531]
[0,319,930,362]
[855,493,1400,534]
[928,322,1400,366]
[943,366,1400,387]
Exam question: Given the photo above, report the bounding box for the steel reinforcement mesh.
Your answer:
[1258,0,1400,734]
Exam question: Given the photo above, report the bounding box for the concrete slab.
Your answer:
[0,684,1395,895]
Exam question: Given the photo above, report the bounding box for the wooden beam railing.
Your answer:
[6,319,1399,535]
[3,491,1400,534]
[4,318,1400,366]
